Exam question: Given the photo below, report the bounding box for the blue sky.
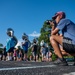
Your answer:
[0,0,75,46]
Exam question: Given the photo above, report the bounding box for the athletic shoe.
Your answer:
[53,58,68,66]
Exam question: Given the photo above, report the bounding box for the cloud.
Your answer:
[28,31,40,37]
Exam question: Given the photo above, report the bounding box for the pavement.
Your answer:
[0,61,75,75]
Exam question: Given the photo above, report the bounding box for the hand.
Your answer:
[49,21,55,27]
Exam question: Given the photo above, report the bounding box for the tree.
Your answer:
[38,21,52,46]
[0,43,3,47]
[38,21,57,61]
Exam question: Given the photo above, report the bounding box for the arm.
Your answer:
[51,19,67,35]
[51,28,59,35]
[6,39,11,52]
[49,21,59,35]
[13,36,18,45]
[49,21,55,31]
[32,46,34,51]
[22,42,26,46]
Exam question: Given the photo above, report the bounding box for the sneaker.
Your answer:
[73,63,75,66]
[53,58,68,66]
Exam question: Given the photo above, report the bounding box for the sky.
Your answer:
[0,0,75,46]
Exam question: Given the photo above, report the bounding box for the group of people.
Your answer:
[0,28,29,61]
[40,40,52,62]
[0,29,52,62]
[0,40,52,62]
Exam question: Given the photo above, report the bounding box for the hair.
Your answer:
[62,12,66,19]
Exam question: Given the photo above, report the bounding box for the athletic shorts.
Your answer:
[7,47,14,53]
[23,50,28,54]
[32,51,37,57]
[63,37,75,53]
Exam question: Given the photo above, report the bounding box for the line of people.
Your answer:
[0,42,52,62]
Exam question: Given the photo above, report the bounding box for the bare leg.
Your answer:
[50,35,63,58]
[60,47,68,55]
[24,54,27,61]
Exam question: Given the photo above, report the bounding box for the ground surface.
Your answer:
[0,61,75,75]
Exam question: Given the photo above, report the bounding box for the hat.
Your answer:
[52,11,66,20]
[7,28,14,37]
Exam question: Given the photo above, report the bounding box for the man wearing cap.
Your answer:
[50,11,75,66]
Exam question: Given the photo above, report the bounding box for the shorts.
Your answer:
[7,47,14,53]
[42,52,46,56]
[23,50,28,54]
[32,51,37,57]
[63,37,75,53]
[2,52,7,56]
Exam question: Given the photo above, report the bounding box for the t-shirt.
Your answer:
[32,43,37,52]
[6,37,17,52]
[22,41,28,51]
[41,47,46,54]
[57,19,75,43]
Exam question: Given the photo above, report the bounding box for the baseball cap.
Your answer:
[52,11,66,20]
